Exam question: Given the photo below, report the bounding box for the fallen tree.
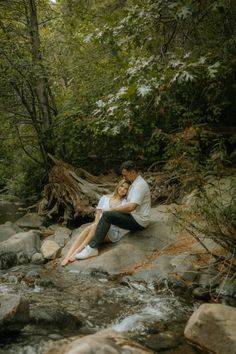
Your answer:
[38,155,113,225]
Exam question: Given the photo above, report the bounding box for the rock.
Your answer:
[62,209,181,276]
[0,252,17,269]
[47,226,72,247]
[8,275,18,284]
[0,230,41,269]
[193,237,226,255]
[17,252,30,265]
[184,303,236,354]
[46,329,153,354]
[30,305,82,330]
[0,221,22,243]
[197,266,222,289]
[132,255,174,284]
[170,252,198,282]
[31,252,45,264]
[15,212,45,229]
[145,331,181,351]
[0,294,30,332]
[192,287,211,300]
[132,252,197,285]
[41,240,61,260]
[182,176,236,208]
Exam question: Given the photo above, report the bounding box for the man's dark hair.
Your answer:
[120,160,138,172]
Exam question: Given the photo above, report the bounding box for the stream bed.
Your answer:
[0,264,203,354]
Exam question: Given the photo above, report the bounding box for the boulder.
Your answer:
[31,252,45,264]
[41,240,61,260]
[47,329,153,354]
[0,230,41,269]
[0,221,22,242]
[61,204,180,270]
[0,252,17,270]
[182,176,236,208]
[47,225,72,247]
[30,305,82,330]
[15,212,45,229]
[62,217,180,276]
[170,252,198,282]
[0,294,30,332]
[184,303,236,354]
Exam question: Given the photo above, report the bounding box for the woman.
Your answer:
[60,179,130,266]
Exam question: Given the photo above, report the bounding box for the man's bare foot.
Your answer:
[68,256,76,263]
[60,259,69,266]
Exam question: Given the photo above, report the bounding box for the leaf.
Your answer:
[137,85,152,97]
[177,6,192,19]
[208,62,220,78]
[178,70,195,83]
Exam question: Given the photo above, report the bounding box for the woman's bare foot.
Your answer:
[60,258,69,266]
[68,256,76,263]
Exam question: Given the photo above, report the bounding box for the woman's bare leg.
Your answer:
[61,225,92,266]
[68,223,98,262]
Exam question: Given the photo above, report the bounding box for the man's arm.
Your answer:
[110,202,138,213]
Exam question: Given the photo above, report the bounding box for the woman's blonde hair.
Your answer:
[112,179,130,199]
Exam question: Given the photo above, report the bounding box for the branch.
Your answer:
[14,124,42,165]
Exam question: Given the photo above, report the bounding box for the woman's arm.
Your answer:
[109,202,138,213]
[93,209,102,224]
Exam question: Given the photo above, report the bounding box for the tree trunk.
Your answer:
[24,0,57,165]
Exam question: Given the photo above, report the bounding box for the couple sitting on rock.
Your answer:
[61,160,151,266]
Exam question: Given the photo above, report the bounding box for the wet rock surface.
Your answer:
[0,293,30,332]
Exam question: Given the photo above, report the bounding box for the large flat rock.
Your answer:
[61,205,181,276]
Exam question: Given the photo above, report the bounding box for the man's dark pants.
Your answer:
[89,211,144,249]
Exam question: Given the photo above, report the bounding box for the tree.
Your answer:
[0,0,57,168]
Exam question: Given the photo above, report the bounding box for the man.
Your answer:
[75,160,151,259]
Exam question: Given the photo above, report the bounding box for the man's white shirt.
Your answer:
[127,175,151,227]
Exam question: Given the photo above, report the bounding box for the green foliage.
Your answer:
[59,0,236,169]
[5,156,46,202]
[205,139,228,173]
[0,0,236,198]
[193,177,236,252]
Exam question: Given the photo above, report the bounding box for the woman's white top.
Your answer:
[96,195,129,242]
